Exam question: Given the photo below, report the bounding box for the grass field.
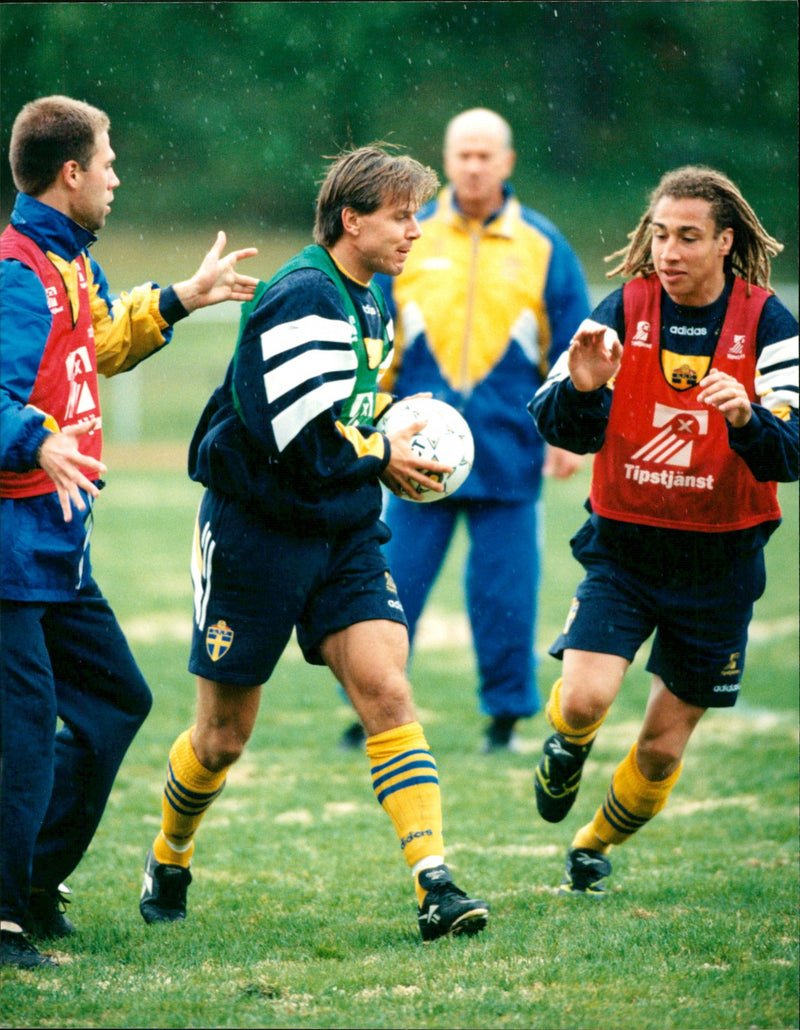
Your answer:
[1,313,798,1029]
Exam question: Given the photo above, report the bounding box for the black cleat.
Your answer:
[27,883,76,939]
[338,721,366,751]
[558,847,612,897]
[139,848,192,924]
[417,865,489,942]
[0,929,58,968]
[482,716,520,754]
[534,732,593,822]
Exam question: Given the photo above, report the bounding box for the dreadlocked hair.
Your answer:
[604,165,783,295]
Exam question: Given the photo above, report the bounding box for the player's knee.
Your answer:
[349,660,411,701]
[350,675,416,735]
[560,685,610,729]
[635,737,682,780]
[193,726,249,771]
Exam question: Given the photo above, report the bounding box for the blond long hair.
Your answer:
[605,166,783,294]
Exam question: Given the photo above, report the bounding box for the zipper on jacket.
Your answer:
[460,227,481,395]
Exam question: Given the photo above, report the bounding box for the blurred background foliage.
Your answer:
[1,1,798,283]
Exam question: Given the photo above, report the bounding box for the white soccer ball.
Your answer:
[376,396,474,502]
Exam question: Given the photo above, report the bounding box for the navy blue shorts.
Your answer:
[188,490,407,686]
[548,520,767,708]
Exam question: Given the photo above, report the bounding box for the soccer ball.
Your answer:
[376,396,474,502]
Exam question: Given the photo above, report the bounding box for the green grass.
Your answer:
[2,319,798,1029]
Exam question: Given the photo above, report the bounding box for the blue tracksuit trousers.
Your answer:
[0,578,152,926]
[382,495,542,720]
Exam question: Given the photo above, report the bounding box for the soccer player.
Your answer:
[341,108,591,754]
[1,95,259,969]
[529,165,798,895]
[138,146,490,942]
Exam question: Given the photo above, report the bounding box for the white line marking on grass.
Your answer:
[748,615,798,641]
[661,795,760,818]
[274,809,313,826]
[323,801,369,819]
[447,841,562,858]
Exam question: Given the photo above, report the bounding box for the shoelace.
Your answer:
[54,890,71,914]
[30,884,71,913]
[428,881,467,900]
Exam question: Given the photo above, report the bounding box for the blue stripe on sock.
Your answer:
[369,748,432,775]
[167,761,223,802]
[164,778,223,817]
[376,774,440,806]
[602,783,649,834]
[371,756,437,791]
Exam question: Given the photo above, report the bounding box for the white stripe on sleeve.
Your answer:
[260,313,353,361]
[755,335,799,412]
[265,345,357,404]
[271,376,355,452]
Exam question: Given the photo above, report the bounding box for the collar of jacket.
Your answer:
[10,192,97,262]
[440,183,518,239]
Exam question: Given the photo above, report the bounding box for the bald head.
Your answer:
[443,109,515,221]
[444,108,513,153]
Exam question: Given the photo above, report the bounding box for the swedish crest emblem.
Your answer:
[206,619,234,662]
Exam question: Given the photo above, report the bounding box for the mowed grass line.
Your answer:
[2,340,797,1028]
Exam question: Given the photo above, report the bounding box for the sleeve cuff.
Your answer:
[16,420,52,472]
[728,409,762,446]
[158,285,190,325]
[380,434,391,472]
[565,379,609,407]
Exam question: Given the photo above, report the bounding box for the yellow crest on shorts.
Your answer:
[206,620,234,661]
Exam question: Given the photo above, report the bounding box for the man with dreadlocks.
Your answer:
[528,165,798,896]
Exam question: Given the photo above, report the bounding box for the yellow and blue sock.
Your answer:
[152,728,228,868]
[366,721,445,905]
[573,742,682,854]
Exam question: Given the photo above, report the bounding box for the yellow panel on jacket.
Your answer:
[390,188,553,393]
